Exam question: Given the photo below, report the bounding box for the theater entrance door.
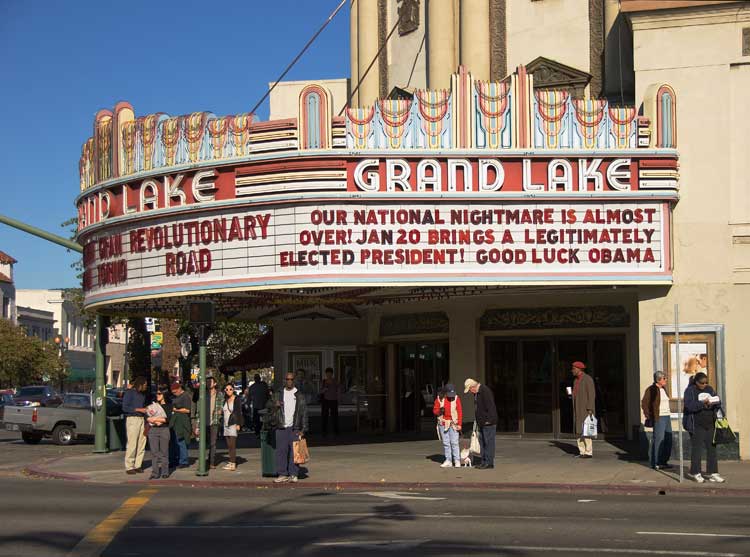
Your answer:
[485,336,626,437]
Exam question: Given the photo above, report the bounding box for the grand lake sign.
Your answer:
[75,66,679,309]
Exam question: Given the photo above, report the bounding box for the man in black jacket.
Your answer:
[465,378,498,469]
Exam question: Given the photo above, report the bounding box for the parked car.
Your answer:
[13,385,63,407]
[4,392,122,445]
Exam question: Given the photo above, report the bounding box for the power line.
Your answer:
[338,12,402,116]
[249,0,348,117]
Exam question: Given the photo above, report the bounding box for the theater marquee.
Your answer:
[75,66,679,308]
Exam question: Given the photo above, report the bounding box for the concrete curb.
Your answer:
[22,462,750,497]
[24,458,91,482]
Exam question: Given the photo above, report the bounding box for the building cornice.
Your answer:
[627,3,750,31]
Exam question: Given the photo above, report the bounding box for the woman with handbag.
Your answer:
[221,384,243,471]
[433,384,462,468]
[683,372,725,483]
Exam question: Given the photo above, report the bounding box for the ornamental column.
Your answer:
[350,1,360,106]
[427,0,457,90]
[357,0,380,106]
[460,0,490,82]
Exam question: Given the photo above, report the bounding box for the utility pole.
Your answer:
[0,214,82,253]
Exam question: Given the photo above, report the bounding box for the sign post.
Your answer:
[94,315,109,453]
[189,302,214,477]
[675,304,683,483]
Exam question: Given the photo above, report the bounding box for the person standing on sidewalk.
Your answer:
[272,372,309,483]
[248,373,270,436]
[434,383,463,468]
[320,367,341,437]
[201,377,224,469]
[641,371,673,470]
[683,372,725,483]
[169,381,192,469]
[122,376,148,475]
[464,378,497,469]
[146,388,171,479]
[571,361,596,459]
[221,383,243,471]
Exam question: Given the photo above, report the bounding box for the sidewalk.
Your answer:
[24,434,750,496]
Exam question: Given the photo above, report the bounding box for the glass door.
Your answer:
[556,339,588,436]
[521,340,554,433]
[486,340,520,433]
[397,341,449,432]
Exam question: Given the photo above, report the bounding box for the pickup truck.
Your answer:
[3,392,122,445]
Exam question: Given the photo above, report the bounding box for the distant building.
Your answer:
[0,250,17,324]
[15,289,95,384]
[17,306,55,342]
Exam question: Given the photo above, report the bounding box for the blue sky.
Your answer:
[0,0,350,289]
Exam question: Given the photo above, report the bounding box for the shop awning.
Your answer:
[220,330,273,374]
[66,367,96,381]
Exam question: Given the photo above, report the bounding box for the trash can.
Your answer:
[260,429,276,477]
[106,415,126,451]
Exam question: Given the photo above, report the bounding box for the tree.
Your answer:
[127,317,151,382]
[207,321,263,372]
[0,319,67,388]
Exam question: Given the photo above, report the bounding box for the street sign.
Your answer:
[145,317,156,333]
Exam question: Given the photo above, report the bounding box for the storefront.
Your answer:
[75,65,681,440]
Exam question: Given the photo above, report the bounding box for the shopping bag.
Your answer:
[713,417,736,445]
[469,422,481,455]
[293,437,310,464]
[582,414,598,438]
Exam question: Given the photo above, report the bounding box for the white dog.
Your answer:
[460,448,473,467]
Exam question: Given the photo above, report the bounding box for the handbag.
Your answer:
[469,422,481,455]
[713,417,736,445]
[293,436,310,464]
[436,420,444,442]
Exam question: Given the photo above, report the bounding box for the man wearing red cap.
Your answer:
[571,361,596,458]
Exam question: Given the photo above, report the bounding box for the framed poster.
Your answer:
[335,351,366,394]
[287,352,322,403]
[660,332,717,401]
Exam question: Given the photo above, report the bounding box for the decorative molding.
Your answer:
[489,0,507,80]
[525,56,592,97]
[380,311,449,336]
[589,0,604,97]
[397,0,420,35]
[378,0,389,99]
[480,306,630,330]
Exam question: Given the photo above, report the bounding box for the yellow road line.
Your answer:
[67,488,157,557]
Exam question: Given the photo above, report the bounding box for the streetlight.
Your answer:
[53,335,70,357]
[53,336,70,392]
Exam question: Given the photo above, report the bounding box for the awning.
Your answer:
[66,368,96,381]
[220,330,273,373]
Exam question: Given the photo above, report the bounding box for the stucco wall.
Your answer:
[268,79,349,121]
[630,4,750,458]
[506,0,590,76]
[386,0,427,91]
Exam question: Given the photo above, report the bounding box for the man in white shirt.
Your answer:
[273,372,308,483]
[641,371,673,470]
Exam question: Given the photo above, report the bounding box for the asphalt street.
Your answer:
[0,476,749,557]
[2,430,749,557]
